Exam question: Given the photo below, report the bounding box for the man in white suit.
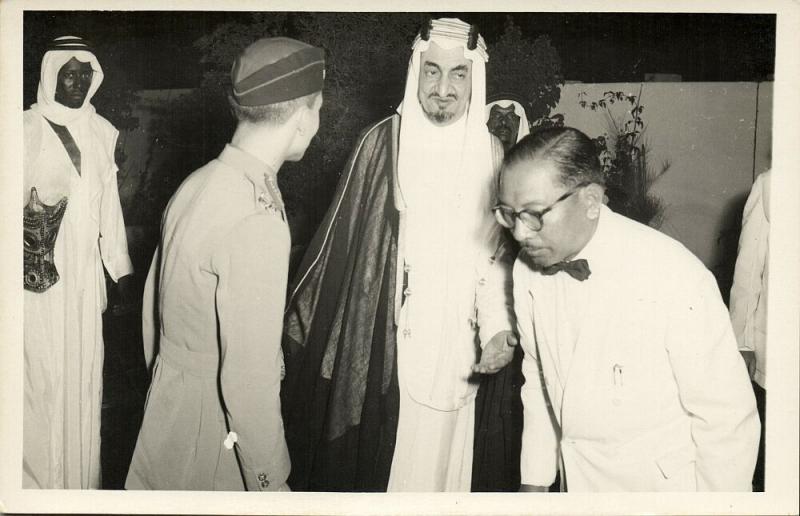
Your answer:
[495,127,760,491]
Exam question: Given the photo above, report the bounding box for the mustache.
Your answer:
[428,93,457,101]
[519,243,542,257]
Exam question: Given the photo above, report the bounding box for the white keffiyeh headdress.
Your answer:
[32,36,104,127]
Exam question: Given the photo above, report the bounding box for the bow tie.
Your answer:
[540,259,591,281]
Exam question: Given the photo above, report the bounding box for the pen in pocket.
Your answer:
[613,363,624,387]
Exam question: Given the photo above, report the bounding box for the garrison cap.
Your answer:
[231,37,325,107]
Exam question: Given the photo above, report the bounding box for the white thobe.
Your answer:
[729,170,770,389]
[388,120,512,491]
[23,109,133,489]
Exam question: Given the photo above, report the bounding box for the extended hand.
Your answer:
[472,330,518,375]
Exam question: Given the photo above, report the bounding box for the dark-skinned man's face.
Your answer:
[54,58,93,109]
[487,104,521,152]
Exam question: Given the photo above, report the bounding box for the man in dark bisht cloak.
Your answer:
[282,18,518,492]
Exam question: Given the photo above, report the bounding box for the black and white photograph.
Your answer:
[0,0,798,514]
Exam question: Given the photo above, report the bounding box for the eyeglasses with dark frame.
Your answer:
[492,182,589,232]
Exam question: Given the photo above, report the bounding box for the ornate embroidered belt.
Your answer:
[23,187,67,293]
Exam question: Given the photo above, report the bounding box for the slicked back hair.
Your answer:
[503,127,605,188]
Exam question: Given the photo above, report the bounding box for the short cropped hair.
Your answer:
[227,91,320,126]
[504,127,605,188]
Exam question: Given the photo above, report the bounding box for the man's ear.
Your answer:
[293,105,309,135]
[582,183,605,219]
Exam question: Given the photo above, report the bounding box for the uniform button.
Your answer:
[478,278,487,286]
[223,431,239,449]
[612,398,621,406]
[404,264,412,273]
[403,288,412,297]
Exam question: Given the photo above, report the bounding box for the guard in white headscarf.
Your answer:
[23,36,133,489]
[486,95,531,152]
[283,18,516,492]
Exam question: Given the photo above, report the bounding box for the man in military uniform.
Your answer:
[125,37,324,491]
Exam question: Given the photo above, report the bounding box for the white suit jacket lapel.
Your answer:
[561,207,614,409]
[528,280,564,392]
